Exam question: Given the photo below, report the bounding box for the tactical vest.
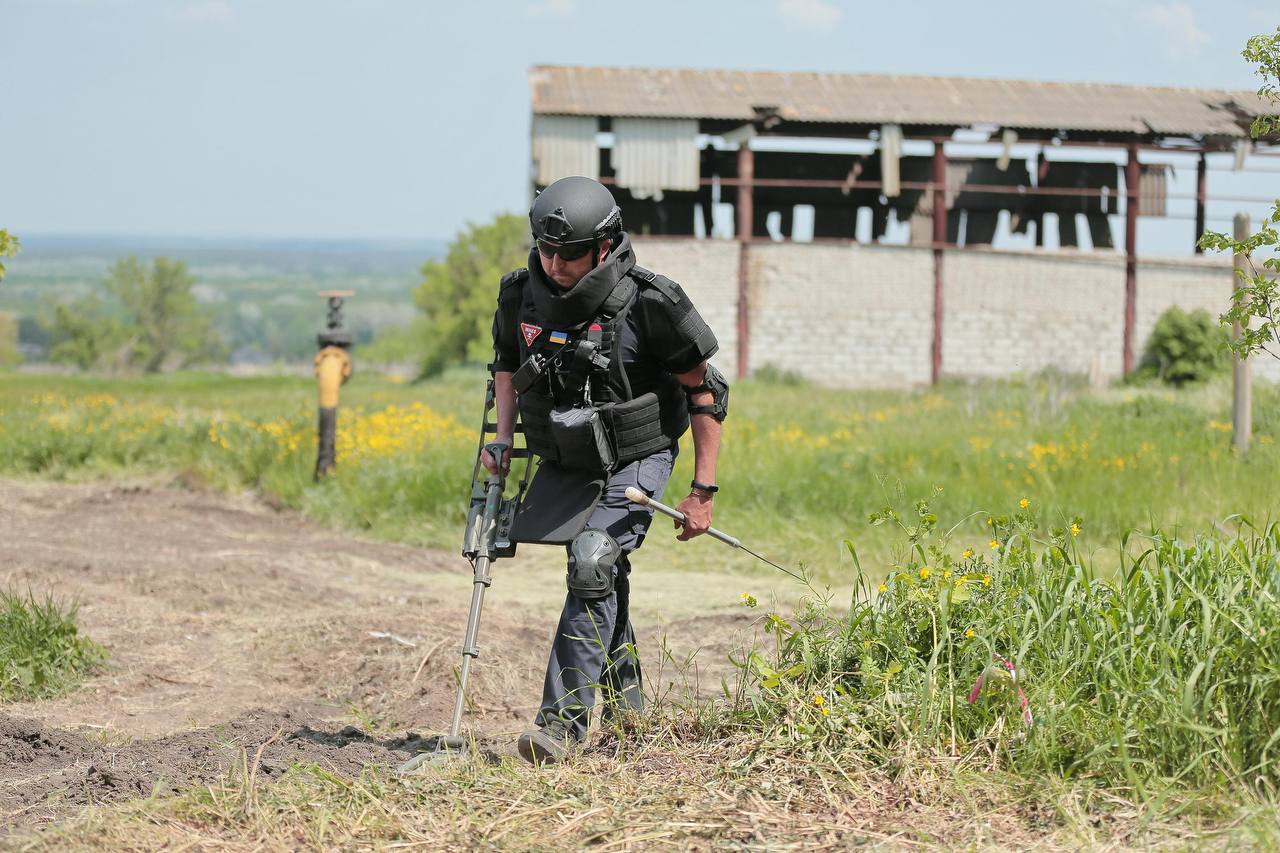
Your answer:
[507,265,690,471]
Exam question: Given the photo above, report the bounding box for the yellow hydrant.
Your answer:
[314,290,354,478]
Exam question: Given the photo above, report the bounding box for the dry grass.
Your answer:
[11,714,1280,852]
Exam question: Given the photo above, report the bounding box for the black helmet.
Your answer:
[529,176,622,257]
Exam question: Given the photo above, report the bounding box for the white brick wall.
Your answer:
[631,239,741,378]
[631,238,1280,388]
[749,243,933,387]
[945,251,1126,379]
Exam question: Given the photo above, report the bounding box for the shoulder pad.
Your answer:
[499,267,529,289]
[631,266,680,303]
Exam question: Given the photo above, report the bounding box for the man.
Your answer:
[484,175,729,765]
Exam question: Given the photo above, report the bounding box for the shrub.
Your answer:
[0,589,107,701]
[1136,306,1229,386]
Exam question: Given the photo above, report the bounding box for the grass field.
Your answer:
[1,368,1277,581]
[5,369,1280,848]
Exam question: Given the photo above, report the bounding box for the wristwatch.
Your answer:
[690,480,719,495]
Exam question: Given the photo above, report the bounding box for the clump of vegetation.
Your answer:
[43,256,225,373]
[410,214,529,377]
[1135,306,1229,386]
[0,589,106,701]
[731,493,1280,791]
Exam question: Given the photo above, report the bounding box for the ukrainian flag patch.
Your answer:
[549,331,568,344]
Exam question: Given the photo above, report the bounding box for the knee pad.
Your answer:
[567,529,621,600]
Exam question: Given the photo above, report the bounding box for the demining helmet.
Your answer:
[530,176,623,263]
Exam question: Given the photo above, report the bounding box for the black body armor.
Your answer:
[507,265,692,471]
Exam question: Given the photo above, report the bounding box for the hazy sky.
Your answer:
[2,0,1276,242]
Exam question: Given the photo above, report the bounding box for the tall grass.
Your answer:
[729,493,1280,791]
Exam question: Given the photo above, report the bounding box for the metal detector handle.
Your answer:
[624,486,741,548]
[482,441,511,480]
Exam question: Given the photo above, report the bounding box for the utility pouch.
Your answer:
[550,405,616,472]
[608,392,672,466]
[512,352,548,394]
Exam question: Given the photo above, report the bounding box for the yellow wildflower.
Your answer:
[919,567,931,580]
[989,539,1000,550]
[942,569,952,581]
[962,548,974,559]
[1071,522,1081,537]
[877,583,888,594]
[812,694,826,707]
[1019,498,1030,509]
[964,629,976,639]
[982,574,992,587]
[740,592,757,608]
[820,706,830,717]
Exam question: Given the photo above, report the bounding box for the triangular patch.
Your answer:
[520,322,543,347]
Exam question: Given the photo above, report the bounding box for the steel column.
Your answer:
[1195,152,1207,254]
[1123,143,1139,375]
[735,144,754,379]
[931,141,946,384]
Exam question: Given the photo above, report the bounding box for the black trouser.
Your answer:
[534,447,676,741]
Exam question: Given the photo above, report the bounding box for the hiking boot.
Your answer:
[517,722,576,765]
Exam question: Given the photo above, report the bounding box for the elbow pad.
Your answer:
[683,363,729,422]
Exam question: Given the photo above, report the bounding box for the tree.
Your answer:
[104,256,221,372]
[0,230,18,282]
[411,214,530,376]
[1199,27,1280,361]
[47,295,125,370]
[44,256,223,373]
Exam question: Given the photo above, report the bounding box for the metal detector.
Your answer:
[397,379,534,773]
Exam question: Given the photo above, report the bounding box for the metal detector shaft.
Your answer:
[623,487,804,582]
[447,441,508,739]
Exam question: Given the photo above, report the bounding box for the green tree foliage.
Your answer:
[47,295,124,370]
[411,214,530,376]
[1136,306,1229,386]
[45,256,224,373]
[1200,27,1280,361]
[0,230,18,282]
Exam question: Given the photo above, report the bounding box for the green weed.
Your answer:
[730,492,1280,792]
[0,588,106,701]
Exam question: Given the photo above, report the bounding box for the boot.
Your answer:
[517,720,576,765]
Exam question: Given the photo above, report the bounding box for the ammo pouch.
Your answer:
[606,392,677,467]
[550,405,616,473]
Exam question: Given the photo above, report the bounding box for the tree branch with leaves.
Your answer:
[1199,27,1280,361]
[0,230,19,282]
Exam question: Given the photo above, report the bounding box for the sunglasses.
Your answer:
[536,239,595,261]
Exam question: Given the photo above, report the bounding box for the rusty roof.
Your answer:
[529,65,1268,139]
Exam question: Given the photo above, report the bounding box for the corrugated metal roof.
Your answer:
[529,66,1268,138]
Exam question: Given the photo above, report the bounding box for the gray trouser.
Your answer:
[535,446,677,742]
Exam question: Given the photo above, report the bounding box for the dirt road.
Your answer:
[0,477,760,826]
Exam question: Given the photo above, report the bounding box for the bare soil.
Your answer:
[0,477,757,829]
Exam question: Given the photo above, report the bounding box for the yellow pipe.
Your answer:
[315,346,352,408]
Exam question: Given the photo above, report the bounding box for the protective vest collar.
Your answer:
[526,233,637,327]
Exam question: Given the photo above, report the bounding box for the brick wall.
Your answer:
[631,238,1279,387]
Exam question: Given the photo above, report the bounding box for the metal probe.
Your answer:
[624,487,804,582]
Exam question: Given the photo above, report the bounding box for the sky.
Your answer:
[1,0,1276,245]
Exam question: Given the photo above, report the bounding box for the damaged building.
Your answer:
[528,66,1277,387]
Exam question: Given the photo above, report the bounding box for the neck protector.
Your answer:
[527,233,636,327]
